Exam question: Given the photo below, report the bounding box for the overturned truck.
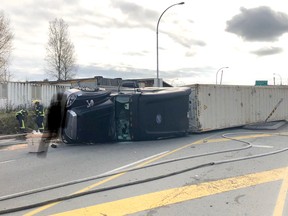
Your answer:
[61,87,191,143]
[60,84,288,143]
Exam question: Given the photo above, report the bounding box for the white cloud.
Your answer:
[226,6,288,42]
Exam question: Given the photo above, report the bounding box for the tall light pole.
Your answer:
[156,2,185,87]
[216,67,229,84]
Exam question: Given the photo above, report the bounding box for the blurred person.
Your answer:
[45,92,64,148]
[36,93,64,158]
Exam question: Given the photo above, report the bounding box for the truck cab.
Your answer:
[60,86,191,143]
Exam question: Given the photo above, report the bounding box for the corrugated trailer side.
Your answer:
[188,84,288,132]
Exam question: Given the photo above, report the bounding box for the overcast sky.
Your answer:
[2,0,288,86]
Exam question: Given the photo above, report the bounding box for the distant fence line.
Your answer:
[0,78,161,111]
[0,82,70,110]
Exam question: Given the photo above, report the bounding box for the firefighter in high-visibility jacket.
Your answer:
[33,100,45,132]
[15,109,28,133]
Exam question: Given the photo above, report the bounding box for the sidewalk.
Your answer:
[0,133,62,147]
[0,138,27,147]
[0,133,29,146]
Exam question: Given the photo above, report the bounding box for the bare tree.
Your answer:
[0,11,13,82]
[45,18,77,81]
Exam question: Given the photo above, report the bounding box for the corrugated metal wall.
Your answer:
[0,82,70,110]
[188,84,288,132]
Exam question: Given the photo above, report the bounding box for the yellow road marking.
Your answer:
[23,174,125,216]
[53,167,288,216]
[24,133,276,215]
[273,167,288,216]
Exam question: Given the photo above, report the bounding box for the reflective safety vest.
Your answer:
[16,109,28,129]
[16,109,28,117]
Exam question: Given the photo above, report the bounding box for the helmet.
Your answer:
[32,100,40,104]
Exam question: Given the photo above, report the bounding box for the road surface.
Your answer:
[1,125,288,216]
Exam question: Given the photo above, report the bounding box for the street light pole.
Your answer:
[156,2,184,87]
[273,73,282,85]
[216,67,229,84]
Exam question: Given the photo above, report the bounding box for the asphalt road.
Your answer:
[1,125,288,216]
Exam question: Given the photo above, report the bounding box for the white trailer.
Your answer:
[187,84,288,132]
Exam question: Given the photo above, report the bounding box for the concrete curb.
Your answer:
[0,139,27,147]
[0,133,27,140]
[0,133,62,147]
[0,133,28,146]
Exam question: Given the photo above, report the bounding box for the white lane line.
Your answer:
[103,151,169,175]
[0,160,15,165]
[252,145,274,148]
